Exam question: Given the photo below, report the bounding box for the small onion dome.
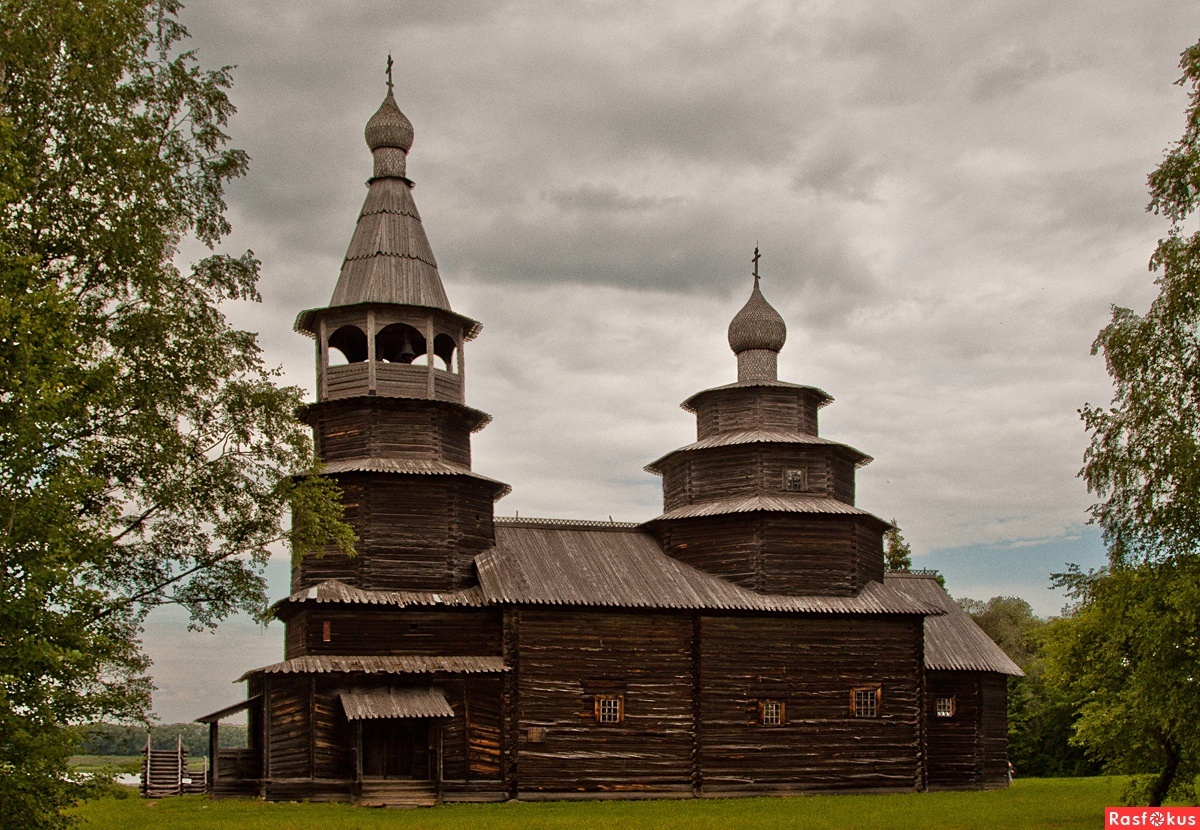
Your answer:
[365,91,414,152]
[727,277,787,354]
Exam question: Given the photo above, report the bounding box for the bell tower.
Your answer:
[645,251,889,595]
[293,66,508,592]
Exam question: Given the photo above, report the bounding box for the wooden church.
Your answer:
[198,77,1022,807]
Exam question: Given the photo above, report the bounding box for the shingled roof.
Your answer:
[647,495,889,523]
[238,655,507,681]
[478,522,942,614]
[884,573,1024,676]
[644,429,872,474]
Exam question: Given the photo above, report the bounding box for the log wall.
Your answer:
[693,388,826,439]
[661,446,858,511]
[979,673,1009,786]
[306,398,476,468]
[284,608,502,659]
[656,514,886,596]
[926,671,1010,788]
[264,677,312,781]
[513,608,695,794]
[293,472,498,592]
[698,614,924,793]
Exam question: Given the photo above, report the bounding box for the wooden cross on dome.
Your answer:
[752,245,761,279]
[386,54,394,93]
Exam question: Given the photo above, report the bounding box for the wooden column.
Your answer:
[209,722,219,791]
[317,318,328,401]
[425,317,436,398]
[355,721,363,782]
[309,675,316,781]
[263,677,271,792]
[367,309,377,394]
[456,326,466,403]
[690,612,702,795]
[462,677,471,782]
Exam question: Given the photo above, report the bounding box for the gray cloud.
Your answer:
[139,0,1200,722]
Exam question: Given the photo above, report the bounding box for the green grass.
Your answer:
[72,777,1125,830]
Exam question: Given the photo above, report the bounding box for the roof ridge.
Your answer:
[494,515,643,529]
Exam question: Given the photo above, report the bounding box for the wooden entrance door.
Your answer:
[361,719,430,779]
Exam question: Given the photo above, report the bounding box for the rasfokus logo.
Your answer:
[1106,807,1200,827]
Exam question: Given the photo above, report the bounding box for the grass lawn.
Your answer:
[73,776,1125,830]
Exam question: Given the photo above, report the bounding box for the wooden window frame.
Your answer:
[783,468,808,492]
[851,685,881,718]
[758,699,785,727]
[594,694,624,724]
[935,695,956,718]
[321,620,332,643]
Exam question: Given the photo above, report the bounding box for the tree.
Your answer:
[1043,560,1200,805]
[958,596,1040,667]
[0,2,350,827]
[1065,38,1200,806]
[1081,40,1200,565]
[883,519,912,572]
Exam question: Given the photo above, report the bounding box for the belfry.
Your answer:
[198,70,1021,807]
[291,73,507,593]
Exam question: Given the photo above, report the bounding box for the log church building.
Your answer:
[198,75,1022,807]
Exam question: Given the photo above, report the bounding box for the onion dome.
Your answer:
[365,90,414,152]
[728,276,787,355]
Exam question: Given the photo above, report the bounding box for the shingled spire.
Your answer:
[327,63,450,310]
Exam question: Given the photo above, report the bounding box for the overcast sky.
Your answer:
[143,0,1199,723]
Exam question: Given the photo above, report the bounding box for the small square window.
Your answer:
[595,695,623,724]
[527,726,546,743]
[784,469,808,492]
[935,696,956,718]
[852,686,880,718]
[759,700,785,726]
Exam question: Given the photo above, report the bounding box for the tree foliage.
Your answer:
[1081,41,1200,565]
[1062,38,1200,806]
[78,722,248,756]
[883,520,912,572]
[0,2,351,827]
[1044,561,1200,805]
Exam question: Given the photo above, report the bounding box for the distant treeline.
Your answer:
[78,723,248,757]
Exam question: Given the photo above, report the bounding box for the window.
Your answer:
[526,726,546,743]
[595,695,623,724]
[321,620,331,643]
[852,686,880,717]
[784,468,808,492]
[759,700,785,726]
[935,696,956,718]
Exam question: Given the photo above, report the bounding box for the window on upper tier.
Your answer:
[936,696,956,718]
[784,468,808,492]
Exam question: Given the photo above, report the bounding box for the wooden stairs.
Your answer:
[358,778,438,808]
[141,735,207,797]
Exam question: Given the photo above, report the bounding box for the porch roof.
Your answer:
[237,654,507,681]
[195,694,262,724]
[341,688,453,720]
